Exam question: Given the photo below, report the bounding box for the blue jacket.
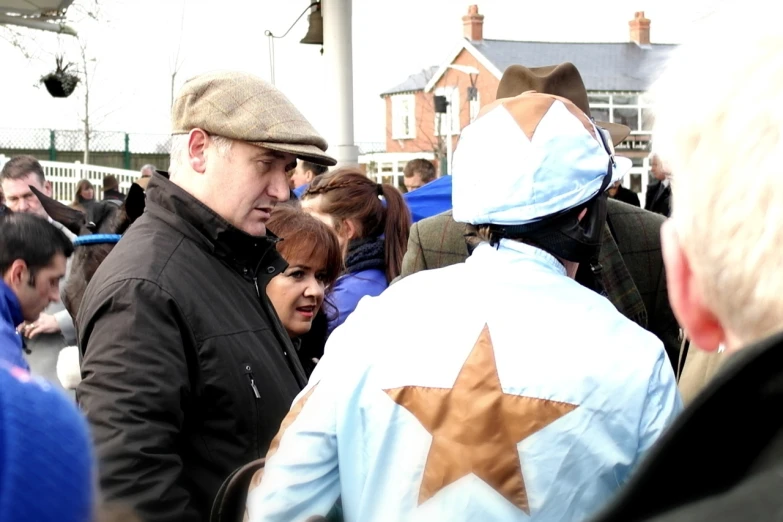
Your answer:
[403,174,453,223]
[328,268,387,335]
[0,280,28,370]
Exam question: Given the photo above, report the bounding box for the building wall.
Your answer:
[431,48,500,154]
[383,47,500,158]
[383,91,439,155]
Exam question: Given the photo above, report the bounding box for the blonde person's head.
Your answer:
[652,2,783,351]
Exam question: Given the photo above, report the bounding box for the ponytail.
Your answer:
[302,168,412,283]
[380,184,411,282]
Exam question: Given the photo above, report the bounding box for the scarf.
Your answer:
[345,237,385,274]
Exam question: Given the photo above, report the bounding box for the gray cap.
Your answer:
[172,71,336,166]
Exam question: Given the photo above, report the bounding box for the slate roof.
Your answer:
[476,39,677,92]
[380,66,439,96]
[381,40,677,96]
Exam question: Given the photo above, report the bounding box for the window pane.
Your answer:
[641,108,655,131]
[613,107,639,130]
[613,94,637,106]
[591,107,610,123]
[588,94,610,104]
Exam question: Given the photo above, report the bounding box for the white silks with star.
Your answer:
[247,239,682,522]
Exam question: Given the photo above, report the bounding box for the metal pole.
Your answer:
[124,133,131,170]
[49,129,56,161]
[267,34,275,85]
[322,0,359,166]
[446,98,453,175]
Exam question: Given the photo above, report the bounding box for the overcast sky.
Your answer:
[0,0,731,147]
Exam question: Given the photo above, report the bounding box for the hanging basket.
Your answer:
[41,57,80,98]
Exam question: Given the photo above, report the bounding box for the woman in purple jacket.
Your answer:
[301,169,411,334]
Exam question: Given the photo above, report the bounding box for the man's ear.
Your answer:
[661,220,725,351]
[305,170,315,183]
[5,259,27,288]
[188,129,209,174]
[43,180,53,198]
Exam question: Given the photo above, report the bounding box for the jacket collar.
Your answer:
[472,239,568,278]
[462,212,646,330]
[145,173,287,274]
[0,280,23,328]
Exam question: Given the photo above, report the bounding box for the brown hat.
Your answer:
[172,71,337,166]
[496,63,630,146]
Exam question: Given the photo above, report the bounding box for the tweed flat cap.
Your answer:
[172,71,336,166]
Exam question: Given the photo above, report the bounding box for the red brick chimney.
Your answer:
[629,11,651,46]
[462,5,484,42]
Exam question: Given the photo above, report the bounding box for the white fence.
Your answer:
[42,161,139,204]
[0,156,139,205]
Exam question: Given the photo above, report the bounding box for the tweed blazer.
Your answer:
[397,199,680,367]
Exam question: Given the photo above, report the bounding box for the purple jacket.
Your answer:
[327,268,387,335]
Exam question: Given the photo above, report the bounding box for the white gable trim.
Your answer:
[423,38,503,93]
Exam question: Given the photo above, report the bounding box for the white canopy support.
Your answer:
[0,0,76,35]
[0,13,75,35]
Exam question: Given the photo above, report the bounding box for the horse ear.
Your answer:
[29,185,86,235]
[124,183,146,223]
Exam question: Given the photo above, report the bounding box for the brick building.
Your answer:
[362,6,674,199]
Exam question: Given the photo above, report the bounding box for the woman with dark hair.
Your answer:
[301,168,411,334]
[265,206,342,376]
[70,179,95,213]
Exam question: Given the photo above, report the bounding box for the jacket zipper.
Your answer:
[245,363,261,457]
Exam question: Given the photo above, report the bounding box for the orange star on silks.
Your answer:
[384,324,578,514]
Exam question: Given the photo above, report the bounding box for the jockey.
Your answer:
[248,91,682,522]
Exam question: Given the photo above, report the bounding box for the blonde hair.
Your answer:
[650,3,783,345]
[167,133,233,179]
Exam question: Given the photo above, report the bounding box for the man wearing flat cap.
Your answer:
[76,71,336,521]
[247,90,681,521]
[399,63,681,370]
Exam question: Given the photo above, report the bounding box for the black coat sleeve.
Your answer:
[77,279,198,522]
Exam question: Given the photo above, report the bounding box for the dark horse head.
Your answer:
[30,184,146,318]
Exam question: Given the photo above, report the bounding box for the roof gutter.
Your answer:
[0,13,77,36]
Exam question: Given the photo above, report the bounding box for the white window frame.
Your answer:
[391,94,416,140]
[469,91,481,122]
[588,91,652,136]
[433,86,460,136]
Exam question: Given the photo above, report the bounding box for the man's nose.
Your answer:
[268,171,291,202]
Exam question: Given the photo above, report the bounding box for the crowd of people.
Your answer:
[0,4,781,521]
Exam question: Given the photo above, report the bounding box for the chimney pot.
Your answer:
[629,11,651,46]
[462,5,484,42]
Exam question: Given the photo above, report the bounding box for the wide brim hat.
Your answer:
[172,71,337,167]
[497,63,630,146]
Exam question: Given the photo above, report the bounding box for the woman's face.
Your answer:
[267,257,327,338]
[80,185,94,200]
